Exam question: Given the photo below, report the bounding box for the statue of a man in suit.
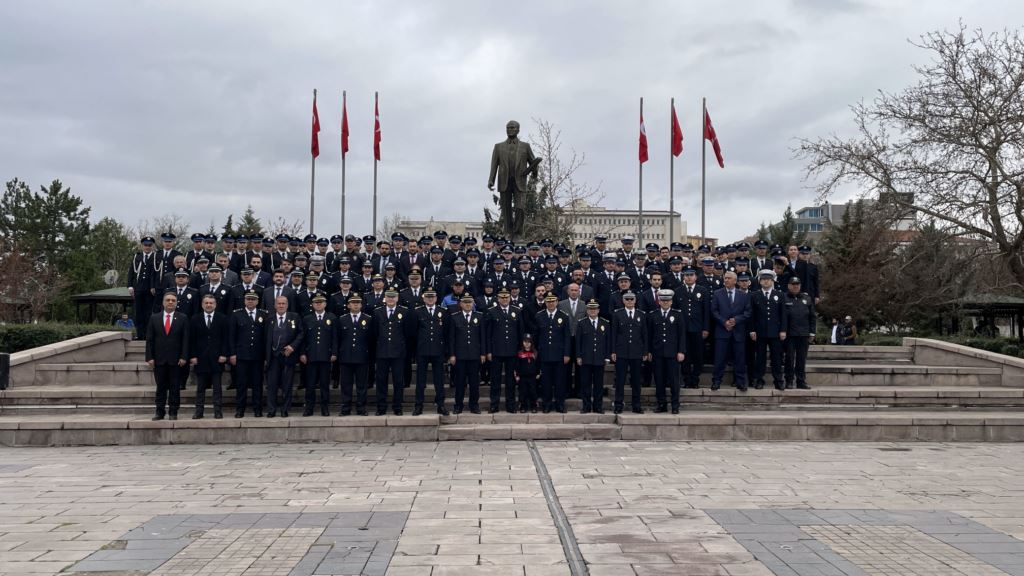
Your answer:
[488,120,541,239]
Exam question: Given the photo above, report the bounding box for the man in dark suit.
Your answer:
[795,245,820,304]
[145,292,189,420]
[300,295,337,416]
[535,293,572,413]
[189,295,228,419]
[749,269,786,391]
[447,294,486,414]
[336,294,374,416]
[610,292,646,414]
[487,120,540,237]
[262,269,295,312]
[265,295,303,417]
[372,289,410,416]
[412,289,448,416]
[129,236,159,340]
[711,271,753,391]
[576,300,610,414]
[646,289,686,414]
[675,267,711,389]
[227,291,268,417]
[485,289,522,413]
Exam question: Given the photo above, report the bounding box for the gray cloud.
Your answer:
[1,0,1021,243]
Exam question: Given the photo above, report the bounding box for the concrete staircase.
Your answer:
[2,333,1024,445]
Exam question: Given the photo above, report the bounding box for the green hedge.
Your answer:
[0,323,129,354]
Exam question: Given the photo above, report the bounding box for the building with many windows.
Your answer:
[794,195,916,240]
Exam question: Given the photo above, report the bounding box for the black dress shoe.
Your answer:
[254,410,263,418]
[594,409,605,414]
[412,407,423,416]
[267,411,276,418]
[797,383,812,390]
[580,409,591,415]
[632,408,645,414]
[774,384,785,391]
[280,411,289,418]
[488,407,499,414]
[437,406,450,416]
[711,383,721,391]
[214,412,223,419]
[192,414,202,420]
[542,408,550,414]
[375,409,387,416]
[754,383,764,390]
[613,407,623,414]
[737,385,748,393]
[320,409,329,417]
[393,409,403,416]
[557,408,567,414]
[168,414,178,421]
[506,408,516,414]
[785,382,794,389]
[303,410,314,417]
[151,415,164,421]
[671,407,680,414]
[235,411,244,419]
[469,407,481,414]
[339,410,351,417]
[655,406,668,413]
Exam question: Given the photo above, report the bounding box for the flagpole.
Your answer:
[669,97,675,244]
[638,97,644,244]
[310,88,317,234]
[701,96,706,246]
[372,91,379,236]
[341,90,347,237]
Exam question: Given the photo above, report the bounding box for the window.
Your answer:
[811,223,823,232]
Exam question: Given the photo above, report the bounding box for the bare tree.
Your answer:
[0,247,66,322]
[265,216,306,239]
[797,25,1024,287]
[376,212,405,239]
[134,214,191,252]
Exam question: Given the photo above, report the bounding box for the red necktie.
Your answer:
[164,314,171,335]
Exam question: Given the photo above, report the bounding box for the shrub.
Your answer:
[0,323,127,354]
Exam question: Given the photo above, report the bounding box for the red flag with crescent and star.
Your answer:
[373,98,381,161]
[671,103,684,157]
[341,98,349,158]
[639,111,649,164]
[311,92,320,158]
[704,107,724,168]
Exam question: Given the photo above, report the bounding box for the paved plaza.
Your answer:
[1,442,1024,575]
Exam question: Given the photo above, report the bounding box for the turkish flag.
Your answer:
[704,107,724,168]
[311,92,320,159]
[341,98,350,157]
[373,98,381,161]
[671,103,683,157]
[639,111,649,164]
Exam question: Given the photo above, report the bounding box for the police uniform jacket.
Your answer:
[486,305,523,357]
[413,305,447,357]
[575,316,611,366]
[534,308,572,362]
[189,310,228,374]
[488,270,515,291]
[674,283,711,333]
[301,312,338,362]
[294,289,326,317]
[610,307,647,359]
[781,291,816,337]
[199,283,234,316]
[129,251,158,290]
[266,311,304,365]
[422,262,449,289]
[372,305,410,359]
[446,309,485,360]
[327,291,357,316]
[227,307,268,361]
[399,286,426,310]
[156,248,181,276]
[697,274,723,290]
[231,283,264,309]
[337,311,373,364]
[169,286,199,317]
[750,287,785,337]
[646,307,687,358]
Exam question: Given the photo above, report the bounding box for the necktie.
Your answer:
[206,314,212,328]
[317,314,323,322]
[178,288,183,297]
[729,290,734,304]
[550,312,555,321]
[592,319,597,330]
[571,301,576,316]
[663,310,668,319]
[164,314,171,335]
[465,313,470,323]
[388,308,393,319]
[765,291,770,299]
[279,315,285,327]
[353,314,358,324]
[628,310,633,320]
[276,288,281,299]
[428,308,434,316]
[250,311,255,322]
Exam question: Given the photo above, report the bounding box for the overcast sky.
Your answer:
[2,1,1020,244]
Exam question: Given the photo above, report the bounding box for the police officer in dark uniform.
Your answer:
[576,300,611,414]
[300,295,337,416]
[199,266,234,315]
[447,294,485,414]
[372,289,410,415]
[336,294,373,416]
[227,291,267,417]
[676,267,710,389]
[265,294,303,417]
[485,288,523,413]
[647,289,686,414]
[781,276,815,390]
[750,269,786,391]
[610,291,646,414]
[412,289,448,416]
[535,293,572,413]
[169,268,199,318]
[129,236,159,339]
[156,232,181,277]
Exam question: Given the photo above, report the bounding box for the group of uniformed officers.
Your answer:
[131,229,818,420]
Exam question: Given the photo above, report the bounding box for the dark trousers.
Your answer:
[194,370,222,416]
[682,331,704,387]
[416,355,445,408]
[579,363,605,412]
[453,359,481,411]
[266,355,296,414]
[304,361,331,414]
[614,358,643,410]
[152,363,181,417]
[785,336,810,386]
[133,289,154,339]
[540,361,566,411]
[754,336,784,386]
[490,356,516,410]
[375,357,405,412]
[652,356,681,410]
[339,362,369,412]
[518,376,539,410]
[234,359,263,414]
[713,338,748,386]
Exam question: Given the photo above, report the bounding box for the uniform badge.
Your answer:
[220,289,226,296]
[290,320,296,328]
[557,317,563,325]
[696,293,702,299]
[257,316,263,323]
[326,319,331,325]
[773,295,779,302]
[802,298,808,305]
[437,312,444,319]
[599,325,605,332]
[669,316,675,323]
[361,319,367,326]
[511,312,516,318]
[186,293,192,300]
[397,313,403,320]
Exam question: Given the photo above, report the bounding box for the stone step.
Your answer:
[2,410,1023,445]
[27,362,1004,387]
[807,345,913,361]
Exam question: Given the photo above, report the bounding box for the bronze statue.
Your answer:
[488,120,541,239]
